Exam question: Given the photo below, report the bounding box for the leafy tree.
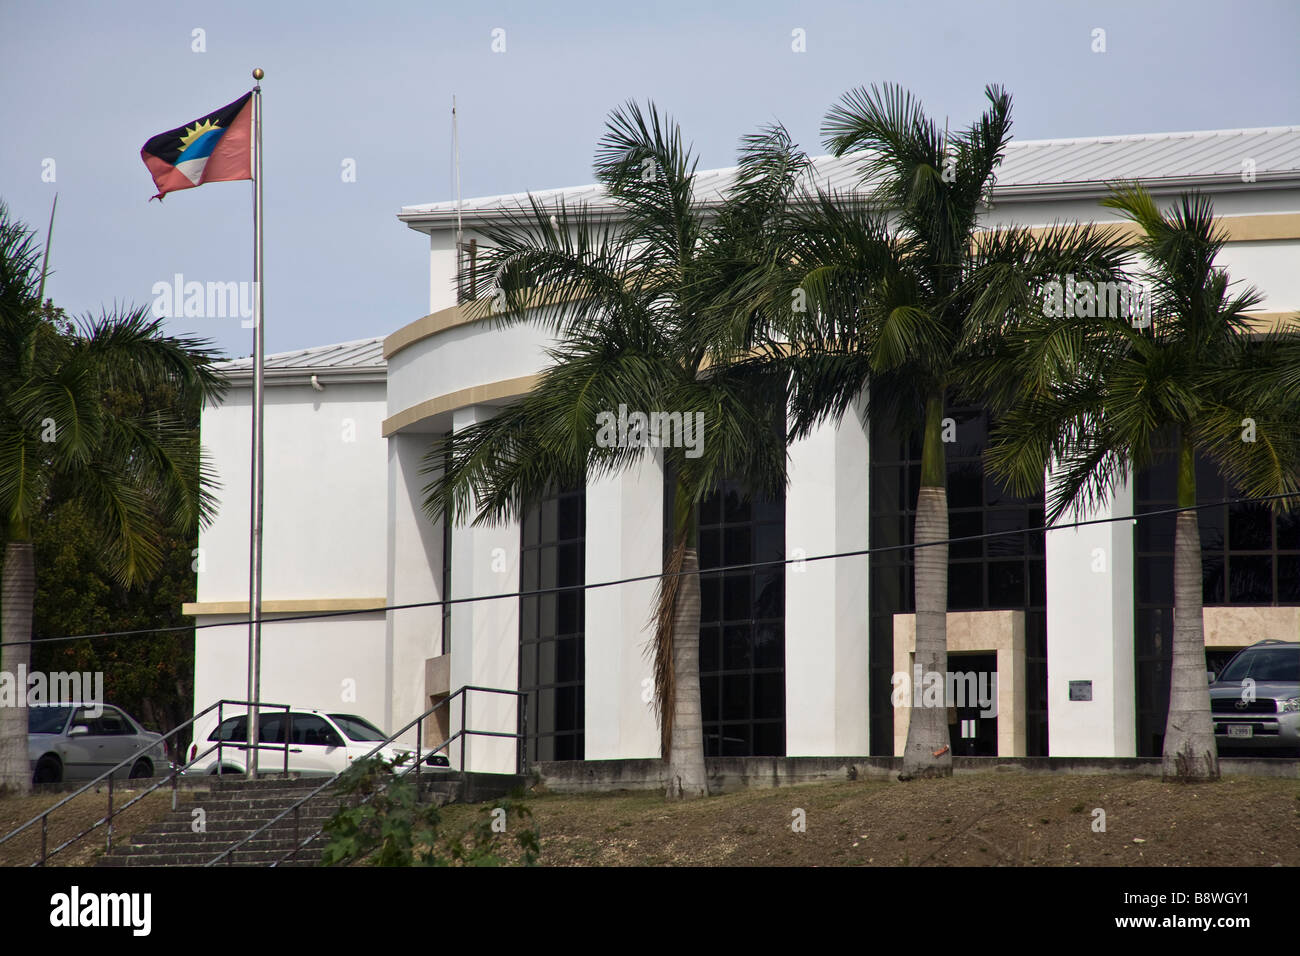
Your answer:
[764,84,1128,778]
[16,352,204,747]
[981,184,1300,780]
[0,201,223,793]
[423,103,803,798]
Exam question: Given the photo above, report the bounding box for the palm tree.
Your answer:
[0,201,223,794]
[421,104,802,799]
[981,184,1300,781]
[764,84,1129,778]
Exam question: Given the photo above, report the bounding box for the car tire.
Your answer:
[129,758,153,779]
[33,755,62,785]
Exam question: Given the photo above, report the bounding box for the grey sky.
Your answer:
[2,0,1296,359]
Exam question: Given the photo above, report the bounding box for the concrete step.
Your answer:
[99,844,327,867]
[110,833,328,854]
[118,816,335,842]
[144,811,335,835]
[187,795,342,813]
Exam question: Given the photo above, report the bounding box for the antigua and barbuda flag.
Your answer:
[140,93,253,200]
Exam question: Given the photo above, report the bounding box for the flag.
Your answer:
[141,93,253,200]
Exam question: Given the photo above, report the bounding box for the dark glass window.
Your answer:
[663,426,787,758]
[1133,434,1300,756]
[868,397,1048,756]
[520,485,585,762]
[687,479,786,757]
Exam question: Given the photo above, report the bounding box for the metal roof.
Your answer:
[218,336,386,386]
[220,336,386,372]
[400,125,1300,226]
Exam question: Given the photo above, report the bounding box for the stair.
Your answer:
[94,770,531,867]
[96,776,340,868]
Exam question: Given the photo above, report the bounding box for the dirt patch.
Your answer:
[440,773,1300,866]
[0,785,194,867]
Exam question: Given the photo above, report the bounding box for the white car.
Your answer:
[186,709,450,776]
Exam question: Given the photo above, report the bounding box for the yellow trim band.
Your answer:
[382,374,540,436]
[183,597,387,616]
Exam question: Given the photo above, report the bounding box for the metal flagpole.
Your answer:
[247,67,266,779]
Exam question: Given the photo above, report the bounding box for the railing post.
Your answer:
[519,692,528,775]
[460,690,467,772]
[106,774,114,852]
[283,704,289,776]
[293,804,300,863]
[416,719,423,787]
[40,815,47,866]
[172,763,178,811]
[217,700,224,775]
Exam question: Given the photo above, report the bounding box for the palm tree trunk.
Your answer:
[665,546,708,799]
[902,394,952,779]
[0,541,35,794]
[1162,438,1218,781]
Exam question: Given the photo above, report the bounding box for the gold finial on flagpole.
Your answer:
[252,68,264,80]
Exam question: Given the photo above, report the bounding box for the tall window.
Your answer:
[664,466,787,758]
[868,399,1048,756]
[1134,437,1300,756]
[697,481,786,756]
[519,485,585,762]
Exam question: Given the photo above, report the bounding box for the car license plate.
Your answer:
[1227,724,1253,738]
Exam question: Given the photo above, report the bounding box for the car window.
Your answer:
[28,706,71,735]
[1219,646,1300,683]
[291,714,340,747]
[259,714,286,743]
[95,708,131,736]
[208,716,247,742]
[72,707,118,736]
[328,714,387,742]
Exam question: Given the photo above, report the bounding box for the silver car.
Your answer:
[28,703,169,784]
[1208,640,1300,755]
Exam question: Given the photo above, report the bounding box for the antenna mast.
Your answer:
[453,95,463,249]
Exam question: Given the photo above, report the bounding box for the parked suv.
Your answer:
[1208,640,1300,755]
[186,709,450,776]
[28,703,169,784]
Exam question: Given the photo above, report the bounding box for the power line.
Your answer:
[3,490,1297,650]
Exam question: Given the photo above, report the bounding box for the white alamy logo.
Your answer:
[0,666,103,716]
[891,666,998,718]
[151,273,257,326]
[595,405,705,459]
[49,886,151,936]
[1042,274,1151,328]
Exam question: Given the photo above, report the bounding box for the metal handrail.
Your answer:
[274,727,464,866]
[206,684,526,866]
[0,698,291,866]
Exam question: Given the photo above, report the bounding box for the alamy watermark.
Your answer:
[151,273,257,326]
[891,665,998,718]
[595,404,705,459]
[1041,273,1151,328]
[0,666,103,715]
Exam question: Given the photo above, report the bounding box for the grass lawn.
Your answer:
[439,772,1300,866]
[0,785,194,867]
[4,771,1296,867]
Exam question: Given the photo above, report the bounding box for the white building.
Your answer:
[188,126,1300,769]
